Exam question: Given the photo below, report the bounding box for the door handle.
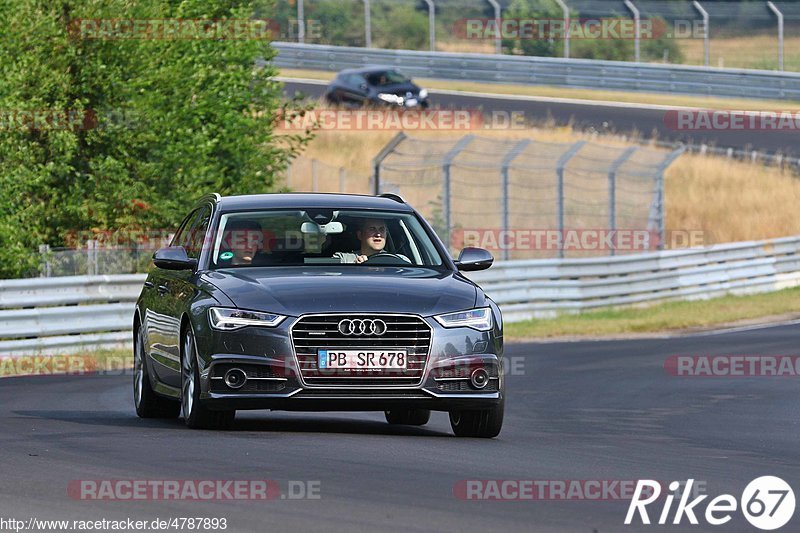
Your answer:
[143,281,154,289]
[157,285,169,295]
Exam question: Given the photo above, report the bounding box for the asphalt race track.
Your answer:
[283,80,800,157]
[2,324,798,532]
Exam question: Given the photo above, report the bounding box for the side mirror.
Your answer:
[153,246,197,271]
[455,247,494,272]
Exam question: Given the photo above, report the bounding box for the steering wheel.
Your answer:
[364,251,409,265]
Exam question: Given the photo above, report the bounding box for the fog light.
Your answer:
[470,368,489,389]
[224,368,247,390]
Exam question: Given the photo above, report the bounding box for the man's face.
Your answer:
[357,219,387,253]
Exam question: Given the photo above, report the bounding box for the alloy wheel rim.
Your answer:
[182,333,195,419]
[134,331,144,407]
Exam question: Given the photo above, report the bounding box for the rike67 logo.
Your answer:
[625,477,795,530]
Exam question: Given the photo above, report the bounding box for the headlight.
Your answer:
[377,93,402,104]
[434,307,493,331]
[418,88,428,99]
[209,307,286,330]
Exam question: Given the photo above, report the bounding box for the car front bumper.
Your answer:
[194,315,504,412]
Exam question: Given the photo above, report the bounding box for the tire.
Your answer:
[181,326,235,430]
[384,409,430,426]
[134,326,180,419]
[449,399,504,438]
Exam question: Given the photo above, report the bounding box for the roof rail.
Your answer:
[378,192,406,204]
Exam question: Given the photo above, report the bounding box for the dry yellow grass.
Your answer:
[665,153,800,242]
[285,127,800,244]
[680,34,800,71]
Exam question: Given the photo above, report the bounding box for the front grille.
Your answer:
[291,314,432,386]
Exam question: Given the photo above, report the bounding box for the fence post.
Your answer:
[487,0,501,54]
[767,1,784,71]
[424,0,436,51]
[624,0,640,62]
[555,141,586,258]
[371,132,407,195]
[649,146,686,250]
[608,147,637,256]
[500,139,531,261]
[363,0,372,48]
[693,1,709,66]
[554,0,570,58]
[442,135,475,248]
[297,0,305,44]
[39,244,51,278]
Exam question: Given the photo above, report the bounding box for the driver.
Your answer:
[334,218,410,264]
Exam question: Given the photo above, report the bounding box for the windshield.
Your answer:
[210,209,444,269]
[365,70,409,87]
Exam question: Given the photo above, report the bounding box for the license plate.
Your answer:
[318,350,407,369]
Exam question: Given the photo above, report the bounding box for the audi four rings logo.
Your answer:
[338,318,388,336]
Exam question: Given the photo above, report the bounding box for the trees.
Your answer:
[0,0,309,278]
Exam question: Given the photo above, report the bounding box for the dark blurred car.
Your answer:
[323,67,429,108]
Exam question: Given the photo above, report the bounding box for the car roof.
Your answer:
[215,193,414,213]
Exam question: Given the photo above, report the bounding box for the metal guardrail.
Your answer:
[466,235,800,322]
[0,275,145,356]
[271,42,800,101]
[3,235,800,354]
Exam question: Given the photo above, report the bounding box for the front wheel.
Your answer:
[449,399,504,438]
[181,327,235,430]
[384,409,430,426]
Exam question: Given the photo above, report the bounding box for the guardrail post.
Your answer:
[624,0,640,62]
[608,147,637,256]
[555,141,586,258]
[554,0,570,58]
[424,0,436,51]
[442,135,475,248]
[297,0,305,44]
[487,0,501,54]
[363,0,372,48]
[372,132,407,195]
[693,1,709,66]
[767,1,784,71]
[500,139,531,261]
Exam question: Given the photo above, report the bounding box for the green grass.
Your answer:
[505,286,800,340]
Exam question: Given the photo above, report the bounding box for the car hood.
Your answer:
[203,266,477,317]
